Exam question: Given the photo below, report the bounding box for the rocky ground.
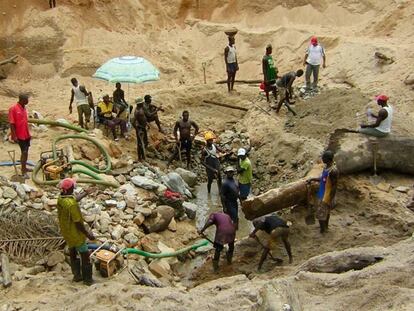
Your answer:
[1,0,414,310]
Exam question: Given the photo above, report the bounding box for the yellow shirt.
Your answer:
[57,195,86,248]
[98,101,113,118]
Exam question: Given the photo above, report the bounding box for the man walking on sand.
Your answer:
[57,178,95,286]
[303,36,326,91]
[224,35,239,92]
[8,94,32,179]
[262,44,278,103]
[69,78,91,129]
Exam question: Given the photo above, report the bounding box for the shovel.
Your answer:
[7,150,25,183]
[370,141,382,185]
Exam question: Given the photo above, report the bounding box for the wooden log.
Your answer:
[327,130,414,175]
[242,180,319,220]
[0,55,18,67]
[202,100,248,112]
[1,253,12,288]
[216,79,262,85]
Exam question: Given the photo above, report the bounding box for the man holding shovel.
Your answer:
[250,215,293,271]
[8,94,31,179]
[199,211,236,272]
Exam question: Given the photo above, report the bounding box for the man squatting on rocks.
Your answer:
[8,94,32,179]
[307,150,338,234]
[199,211,236,272]
[168,111,199,169]
[57,178,95,285]
[224,35,238,92]
[358,95,393,137]
[133,97,148,161]
[221,166,240,230]
[201,131,223,194]
[97,95,128,141]
[250,215,293,270]
[69,78,91,129]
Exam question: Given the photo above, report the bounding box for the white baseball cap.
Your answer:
[237,148,246,156]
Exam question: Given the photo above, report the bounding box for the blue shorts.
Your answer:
[227,63,238,74]
[239,183,251,199]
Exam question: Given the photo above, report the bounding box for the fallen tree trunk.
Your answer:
[215,79,262,85]
[327,130,414,175]
[202,100,248,111]
[242,180,319,220]
[1,253,12,288]
[0,55,18,67]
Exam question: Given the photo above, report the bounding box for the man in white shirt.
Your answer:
[224,36,239,92]
[69,78,91,129]
[359,95,393,137]
[303,36,326,91]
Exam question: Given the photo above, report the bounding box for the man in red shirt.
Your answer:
[8,94,31,178]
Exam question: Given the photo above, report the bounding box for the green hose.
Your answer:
[52,134,112,174]
[29,119,87,133]
[123,239,210,258]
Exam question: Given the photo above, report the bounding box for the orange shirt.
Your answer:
[8,103,30,140]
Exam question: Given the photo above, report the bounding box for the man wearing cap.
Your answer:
[201,131,223,194]
[143,95,164,133]
[275,69,304,115]
[168,110,199,169]
[221,166,240,228]
[237,148,253,201]
[57,178,95,285]
[8,94,32,178]
[69,78,91,129]
[262,44,279,103]
[359,95,393,137]
[303,36,326,91]
[224,35,238,92]
[307,150,338,233]
[133,97,148,161]
[199,211,236,272]
[97,95,128,141]
[250,215,293,270]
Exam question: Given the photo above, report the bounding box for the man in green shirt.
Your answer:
[237,148,253,201]
[262,44,279,103]
[57,178,95,285]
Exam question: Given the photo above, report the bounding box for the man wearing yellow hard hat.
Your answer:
[201,131,224,194]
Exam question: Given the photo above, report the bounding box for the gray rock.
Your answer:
[111,225,125,240]
[183,202,197,220]
[175,168,198,187]
[117,201,127,210]
[2,187,17,199]
[124,232,139,246]
[142,205,175,233]
[131,176,162,190]
[46,251,65,267]
[161,172,192,198]
[15,183,27,200]
[105,200,118,207]
[395,186,410,193]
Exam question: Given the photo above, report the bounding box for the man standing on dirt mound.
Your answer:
[168,110,199,169]
[69,78,91,129]
[307,150,338,234]
[237,148,253,201]
[57,178,95,286]
[224,35,238,92]
[262,44,278,103]
[303,36,326,92]
[8,94,31,179]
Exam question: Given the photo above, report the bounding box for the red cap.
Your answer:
[60,178,76,191]
[310,36,318,44]
[375,94,389,102]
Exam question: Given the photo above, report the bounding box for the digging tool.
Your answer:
[200,233,214,244]
[252,235,283,263]
[7,150,25,183]
[370,140,382,185]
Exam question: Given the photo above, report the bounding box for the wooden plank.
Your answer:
[202,100,248,112]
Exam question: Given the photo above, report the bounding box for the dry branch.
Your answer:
[0,55,18,67]
[202,99,248,111]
